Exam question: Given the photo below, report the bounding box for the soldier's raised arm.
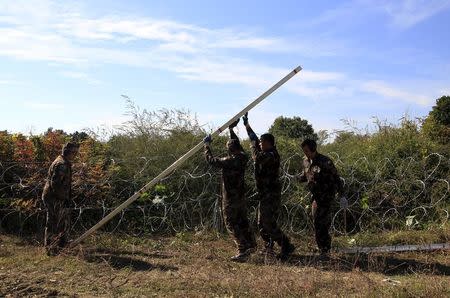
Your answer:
[203,135,239,169]
[229,118,244,152]
[243,113,259,145]
[243,112,265,162]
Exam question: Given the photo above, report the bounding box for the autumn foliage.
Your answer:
[0,129,112,211]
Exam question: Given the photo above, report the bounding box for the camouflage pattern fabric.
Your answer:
[205,145,256,252]
[42,155,72,253]
[246,125,291,249]
[299,153,342,252]
[298,153,342,202]
[313,198,333,253]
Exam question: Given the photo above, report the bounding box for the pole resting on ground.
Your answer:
[338,243,450,254]
[69,66,303,248]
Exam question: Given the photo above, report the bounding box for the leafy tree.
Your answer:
[30,136,46,161]
[0,131,14,161]
[316,130,330,145]
[422,96,450,144]
[430,96,450,126]
[269,116,317,140]
[12,133,34,162]
[42,129,67,161]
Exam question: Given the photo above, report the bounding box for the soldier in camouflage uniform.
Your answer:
[42,142,79,255]
[243,113,295,260]
[204,119,256,262]
[297,139,344,256]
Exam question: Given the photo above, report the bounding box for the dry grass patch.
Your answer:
[0,231,449,297]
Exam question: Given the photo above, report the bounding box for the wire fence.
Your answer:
[0,152,449,243]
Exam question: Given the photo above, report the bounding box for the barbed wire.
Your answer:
[0,152,448,243]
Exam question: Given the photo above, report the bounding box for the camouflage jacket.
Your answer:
[205,145,248,206]
[298,153,342,198]
[245,125,281,193]
[251,141,281,193]
[42,155,72,204]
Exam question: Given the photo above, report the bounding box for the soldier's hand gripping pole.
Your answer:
[69,66,302,248]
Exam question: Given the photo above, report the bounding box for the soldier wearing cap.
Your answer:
[204,119,256,262]
[243,113,295,260]
[42,142,79,255]
[298,139,345,257]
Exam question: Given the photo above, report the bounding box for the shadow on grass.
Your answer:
[82,247,177,272]
[284,253,450,276]
[83,252,179,272]
[87,247,173,260]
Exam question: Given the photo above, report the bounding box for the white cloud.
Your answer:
[0,0,54,23]
[55,17,201,44]
[306,0,450,30]
[0,1,342,65]
[287,84,350,98]
[361,80,431,106]
[0,1,346,96]
[381,0,450,29]
[284,70,354,99]
[0,0,445,111]
[0,28,84,63]
[300,70,346,82]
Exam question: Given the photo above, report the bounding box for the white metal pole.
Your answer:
[69,66,302,248]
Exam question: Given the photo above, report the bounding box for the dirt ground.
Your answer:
[0,231,449,297]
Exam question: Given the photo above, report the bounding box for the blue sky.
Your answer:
[1,0,449,137]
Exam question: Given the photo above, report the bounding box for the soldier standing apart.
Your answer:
[204,119,257,262]
[297,139,346,257]
[42,142,79,255]
[243,113,295,260]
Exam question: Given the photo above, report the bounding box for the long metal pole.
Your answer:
[69,66,302,248]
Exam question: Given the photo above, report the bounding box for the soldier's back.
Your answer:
[42,155,71,202]
[255,148,280,191]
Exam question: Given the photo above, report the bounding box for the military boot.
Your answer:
[230,247,255,263]
[317,248,330,261]
[278,242,296,261]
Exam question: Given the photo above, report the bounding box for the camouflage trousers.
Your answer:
[258,191,290,248]
[313,196,333,253]
[223,202,256,253]
[43,199,71,254]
